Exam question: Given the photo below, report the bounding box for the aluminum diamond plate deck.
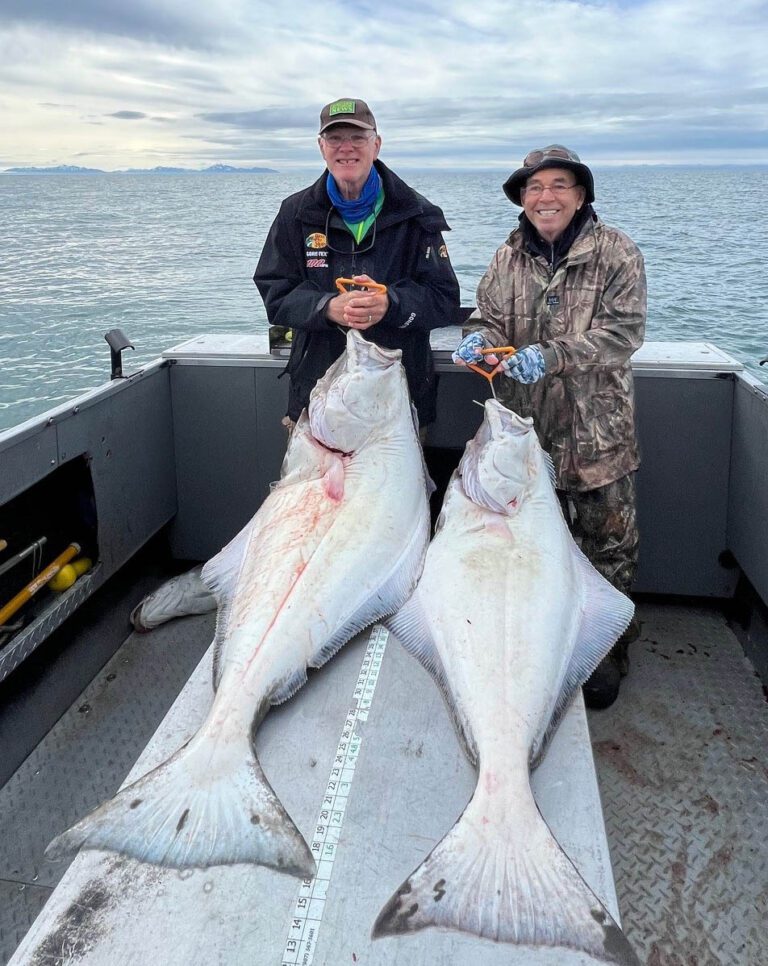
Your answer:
[0,882,49,965]
[0,612,214,963]
[3,600,767,965]
[589,601,768,966]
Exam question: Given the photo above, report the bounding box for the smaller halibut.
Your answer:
[375,399,640,965]
[46,330,431,879]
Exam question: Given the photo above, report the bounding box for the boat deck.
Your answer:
[590,600,768,965]
[1,587,766,965]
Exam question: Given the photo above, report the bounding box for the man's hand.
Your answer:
[452,331,493,365]
[499,346,546,384]
[327,275,389,330]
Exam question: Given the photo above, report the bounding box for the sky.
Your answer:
[1,0,767,171]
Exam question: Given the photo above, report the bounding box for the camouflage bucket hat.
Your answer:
[503,145,595,206]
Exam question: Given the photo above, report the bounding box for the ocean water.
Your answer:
[1,167,767,431]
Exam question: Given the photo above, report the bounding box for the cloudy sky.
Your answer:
[1,0,766,171]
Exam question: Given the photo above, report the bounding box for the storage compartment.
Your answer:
[0,456,98,644]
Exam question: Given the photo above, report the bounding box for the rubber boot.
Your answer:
[583,617,639,710]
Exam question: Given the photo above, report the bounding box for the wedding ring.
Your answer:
[368,314,372,323]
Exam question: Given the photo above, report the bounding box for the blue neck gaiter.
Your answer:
[326,166,381,223]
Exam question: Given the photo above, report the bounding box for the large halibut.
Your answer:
[375,399,640,965]
[47,330,431,878]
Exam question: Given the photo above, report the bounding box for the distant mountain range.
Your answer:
[1,163,278,175]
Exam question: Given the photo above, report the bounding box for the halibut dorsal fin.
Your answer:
[531,540,635,767]
[201,517,261,689]
[543,447,557,487]
[270,666,309,706]
[385,589,478,766]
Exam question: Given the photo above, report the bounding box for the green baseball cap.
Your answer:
[319,98,377,134]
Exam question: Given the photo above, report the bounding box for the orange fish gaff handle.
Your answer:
[466,346,517,399]
[335,277,388,295]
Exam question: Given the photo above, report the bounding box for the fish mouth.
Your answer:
[315,436,353,458]
[346,329,401,367]
[485,398,533,437]
[307,331,404,451]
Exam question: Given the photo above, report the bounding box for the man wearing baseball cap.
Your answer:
[254,97,459,433]
[453,144,646,709]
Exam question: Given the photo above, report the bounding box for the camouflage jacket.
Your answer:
[467,216,646,491]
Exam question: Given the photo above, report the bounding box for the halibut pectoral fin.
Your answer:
[303,505,432,672]
[372,788,640,966]
[45,723,315,879]
[384,590,478,766]
[531,541,636,766]
[272,505,431,703]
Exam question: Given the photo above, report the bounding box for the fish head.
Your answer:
[459,400,548,515]
[308,330,408,452]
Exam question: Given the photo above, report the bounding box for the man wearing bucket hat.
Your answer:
[254,98,460,432]
[454,144,646,709]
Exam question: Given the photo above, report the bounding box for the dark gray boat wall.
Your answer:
[166,336,288,561]
[728,373,768,605]
[0,363,177,681]
[632,367,735,596]
[165,335,746,598]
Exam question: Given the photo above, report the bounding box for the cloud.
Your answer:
[0,0,766,169]
[199,108,317,132]
[0,0,228,46]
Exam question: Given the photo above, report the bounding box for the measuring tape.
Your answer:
[280,624,388,966]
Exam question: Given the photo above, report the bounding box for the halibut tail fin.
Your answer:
[372,787,639,965]
[45,729,315,879]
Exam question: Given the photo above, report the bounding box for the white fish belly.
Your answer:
[419,485,581,764]
[214,441,428,709]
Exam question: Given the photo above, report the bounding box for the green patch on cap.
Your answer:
[329,99,355,116]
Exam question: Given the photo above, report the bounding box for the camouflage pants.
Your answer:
[558,473,639,596]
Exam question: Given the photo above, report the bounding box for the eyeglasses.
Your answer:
[323,206,378,254]
[321,132,376,147]
[522,182,579,198]
[523,145,582,167]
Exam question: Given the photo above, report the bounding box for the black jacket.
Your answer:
[253,160,460,425]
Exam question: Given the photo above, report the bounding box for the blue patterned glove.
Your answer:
[452,331,488,365]
[501,346,546,384]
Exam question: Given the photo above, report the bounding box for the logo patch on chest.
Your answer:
[305,233,328,250]
[546,294,560,307]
